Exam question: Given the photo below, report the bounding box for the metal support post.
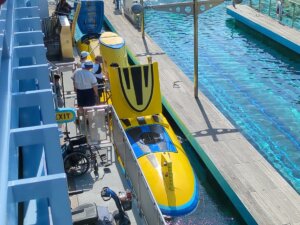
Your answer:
[141,0,145,38]
[193,0,199,98]
[291,3,296,28]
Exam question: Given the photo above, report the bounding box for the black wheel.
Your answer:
[63,151,90,177]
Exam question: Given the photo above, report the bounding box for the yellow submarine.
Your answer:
[98,32,199,216]
[72,0,199,216]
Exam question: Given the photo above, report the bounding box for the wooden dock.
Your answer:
[104,2,300,225]
[227,5,300,54]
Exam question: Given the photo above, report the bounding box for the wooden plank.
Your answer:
[227,5,300,54]
[104,2,300,225]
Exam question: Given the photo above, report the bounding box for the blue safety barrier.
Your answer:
[0,0,72,224]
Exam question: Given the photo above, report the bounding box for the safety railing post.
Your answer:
[291,2,296,27]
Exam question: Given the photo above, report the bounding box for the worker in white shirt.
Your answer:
[72,60,99,114]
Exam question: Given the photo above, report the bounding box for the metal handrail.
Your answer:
[249,0,300,28]
[289,0,300,27]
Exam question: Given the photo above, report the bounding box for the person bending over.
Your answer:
[55,0,72,17]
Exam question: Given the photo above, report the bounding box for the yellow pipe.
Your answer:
[161,153,174,191]
[71,1,81,45]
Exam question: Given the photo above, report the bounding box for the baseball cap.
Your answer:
[83,60,93,69]
[80,51,89,59]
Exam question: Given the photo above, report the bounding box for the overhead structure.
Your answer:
[143,0,224,97]
[146,0,224,14]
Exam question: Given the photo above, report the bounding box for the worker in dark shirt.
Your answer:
[0,0,6,6]
[55,0,72,17]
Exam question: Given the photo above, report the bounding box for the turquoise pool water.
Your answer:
[145,1,300,195]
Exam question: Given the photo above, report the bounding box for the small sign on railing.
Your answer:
[55,108,76,123]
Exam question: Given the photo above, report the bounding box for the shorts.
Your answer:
[96,77,105,97]
[77,88,95,107]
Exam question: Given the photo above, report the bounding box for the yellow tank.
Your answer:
[99,32,129,79]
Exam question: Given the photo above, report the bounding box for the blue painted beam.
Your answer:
[0,0,16,224]
[10,124,64,174]
[14,44,47,66]
[8,173,67,201]
[15,6,39,19]
[8,174,72,225]
[15,17,41,32]
[12,89,56,124]
[13,64,50,90]
[14,31,44,46]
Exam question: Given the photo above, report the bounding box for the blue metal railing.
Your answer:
[0,0,72,224]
